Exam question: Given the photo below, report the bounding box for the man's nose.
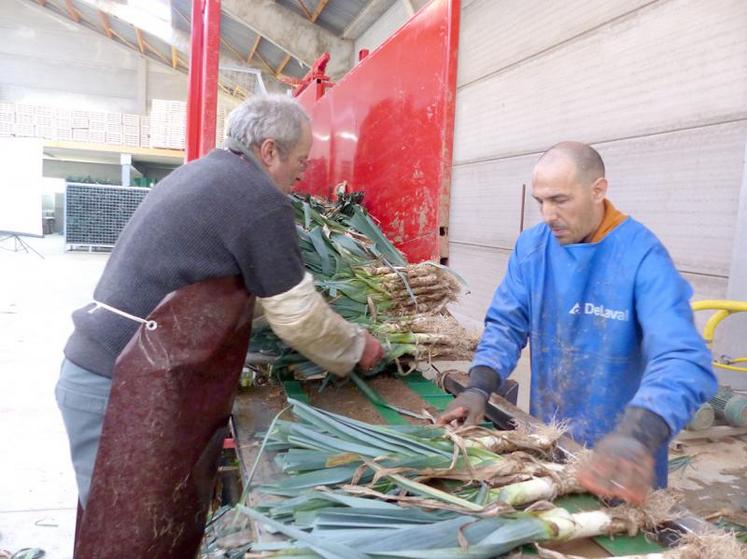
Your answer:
[541,202,557,223]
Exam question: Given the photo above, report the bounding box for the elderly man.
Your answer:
[439,141,716,504]
[57,95,384,509]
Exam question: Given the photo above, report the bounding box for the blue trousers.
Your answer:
[55,358,112,506]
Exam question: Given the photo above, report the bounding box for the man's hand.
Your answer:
[358,331,385,371]
[576,433,654,505]
[436,389,488,427]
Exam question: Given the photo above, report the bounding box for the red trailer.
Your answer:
[291,0,459,266]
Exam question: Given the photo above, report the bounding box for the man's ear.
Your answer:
[257,138,277,166]
[592,177,608,201]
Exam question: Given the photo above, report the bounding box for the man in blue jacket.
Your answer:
[438,141,716,504]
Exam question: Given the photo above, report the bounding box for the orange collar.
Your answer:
[588,199,626,243]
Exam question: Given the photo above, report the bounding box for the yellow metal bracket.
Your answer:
[692,300,747,373]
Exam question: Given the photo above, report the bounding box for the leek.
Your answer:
[248,190,476,379]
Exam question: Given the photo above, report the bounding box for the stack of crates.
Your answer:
[34,105,56,139]
[0,102,13,137]
[56,108,73,141]
[104,111,122,145]
[72,109,90,142]
[86,112,103,143]
[0,99,161,149]
[149,99,186,150]
[123,113,140,147]
[140,116,150,148]
[14,104,35,137]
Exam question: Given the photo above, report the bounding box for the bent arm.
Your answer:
[258,273,365,376]
[470,247,531,386]
[627,245,717,435]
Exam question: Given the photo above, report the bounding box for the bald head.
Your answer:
[537,141,605,187]
[531,141,608,245]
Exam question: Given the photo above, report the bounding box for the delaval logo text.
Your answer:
[569,302,629,321]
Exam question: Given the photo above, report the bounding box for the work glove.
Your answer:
[358,331,385,371]
[436,365,501,426]
[576,407,670,505]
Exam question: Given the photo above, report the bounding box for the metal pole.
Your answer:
[199,0,221,156]
[185,0,205,162]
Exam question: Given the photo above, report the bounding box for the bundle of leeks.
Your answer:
[258,399,574,509]
[231,400,698,558]
[248,188,477,379]
[240,493,674,559]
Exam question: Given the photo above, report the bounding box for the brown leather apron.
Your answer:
[75,276,254,558]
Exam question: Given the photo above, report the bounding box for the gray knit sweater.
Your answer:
[64,149,304,377]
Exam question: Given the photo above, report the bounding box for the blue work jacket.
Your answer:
[472,217,717,487]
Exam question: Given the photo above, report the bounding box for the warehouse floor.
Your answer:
[0,233,533,558]
[0,234,106,558]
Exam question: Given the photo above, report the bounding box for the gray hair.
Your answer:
[226,95,310,155]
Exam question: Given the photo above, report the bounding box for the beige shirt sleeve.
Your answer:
[257,273,365,376]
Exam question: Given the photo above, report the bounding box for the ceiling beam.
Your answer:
[134,26,145,54]
[169,3,279,78]
[109,28,139,51]
[27,0,246,101]
[310,0,330,22]
[221,0,353,79]
[341,0,395,40]
[142,37,170,65]
[63,0,81,23]
[247,35,261,63]
[295,0,312,20]
[98,10,112,38]
[76,0,283,92]
[220,38,247,62]
[276,54,291,75]
[253,51,277,75]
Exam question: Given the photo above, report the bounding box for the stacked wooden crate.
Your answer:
[56,108,72,141]
[33,105,56,140]
[0,101,146,147]
[139,116,150,148]
[14,104,35,138]
[71,109,89,142]
[149,99,186,150]
[123,112,140,147]
[0,102,13,137]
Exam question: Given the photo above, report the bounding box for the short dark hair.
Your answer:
[540,141,605,185]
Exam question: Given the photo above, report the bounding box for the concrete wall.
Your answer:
[360,0,747,387]
[0,0,187,114]
[720,144,747,388]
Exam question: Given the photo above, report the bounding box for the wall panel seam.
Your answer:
[457,0,660,91]
[452,116,747,168]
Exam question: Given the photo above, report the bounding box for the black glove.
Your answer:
[577,407,670,504]
[467,365,502,398]
[436,366,501,426]
[616,406,671,454]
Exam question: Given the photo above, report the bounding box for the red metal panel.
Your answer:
[185,0,221,162]
[185,0,204,162]
[295,79,323,107]
[295,0,460,263]
[199,0,221,156]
